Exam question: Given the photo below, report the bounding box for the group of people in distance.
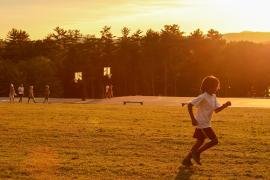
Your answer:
[105,84,113,98]
[9,83,50,103]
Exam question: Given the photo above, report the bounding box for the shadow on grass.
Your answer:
[175,165,194,180]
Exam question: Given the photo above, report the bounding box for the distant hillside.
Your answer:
[223,31,270,43]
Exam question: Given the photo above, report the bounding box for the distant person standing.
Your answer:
[9,84,16,103]
[28,85,36,103]
[105,85,110,98]
[43,85,50,103]
[18,84,24,103]
[109,84,113,98]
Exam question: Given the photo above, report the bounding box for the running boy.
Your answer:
[182,75,231,166]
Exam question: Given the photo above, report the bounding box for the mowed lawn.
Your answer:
[0,104,269,179]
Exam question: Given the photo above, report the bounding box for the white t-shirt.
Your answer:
[105,85,110,93]
[190,92,221,129]
[18,87,24,95]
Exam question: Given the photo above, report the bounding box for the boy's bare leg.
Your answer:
[184,139,204,160]
[183,139,204,166]
[197,138,218,154]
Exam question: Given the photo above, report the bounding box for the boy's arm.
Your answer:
[188,103,198,126]
[215,101,231,113]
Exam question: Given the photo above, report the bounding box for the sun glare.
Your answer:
[210,0,270,31]
[1,0,270,39]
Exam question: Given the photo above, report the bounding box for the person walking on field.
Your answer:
[28,85,36,103]
[43,85,50,103]
[18,84,24,103]
[9,84,16,103]
[182,75,231,166]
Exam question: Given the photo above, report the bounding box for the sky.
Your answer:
[1,0,270,39]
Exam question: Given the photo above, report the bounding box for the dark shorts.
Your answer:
[193,127,217,140]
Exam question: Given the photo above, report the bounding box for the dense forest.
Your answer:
[0,25,270,98]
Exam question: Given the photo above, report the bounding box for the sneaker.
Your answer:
[192,151,201,165]
[182,158,193,166]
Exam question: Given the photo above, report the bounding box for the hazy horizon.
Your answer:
[1,0,270,40]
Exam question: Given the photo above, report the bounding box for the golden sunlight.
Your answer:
[1,0,270,38]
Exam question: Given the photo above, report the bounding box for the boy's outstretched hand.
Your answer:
[215,101,232,113]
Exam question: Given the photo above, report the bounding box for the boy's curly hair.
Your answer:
[200,75,220,93]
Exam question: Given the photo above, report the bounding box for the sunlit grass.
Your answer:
[0,104,269,179]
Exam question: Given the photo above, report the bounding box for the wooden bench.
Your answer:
[123,101,143,105]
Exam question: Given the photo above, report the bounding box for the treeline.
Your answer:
[0,25,270,98]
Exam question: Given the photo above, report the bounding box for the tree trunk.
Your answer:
[164,62,168,96]
[151,69,155,96]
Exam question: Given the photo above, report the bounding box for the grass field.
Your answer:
[0,103,269,179]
